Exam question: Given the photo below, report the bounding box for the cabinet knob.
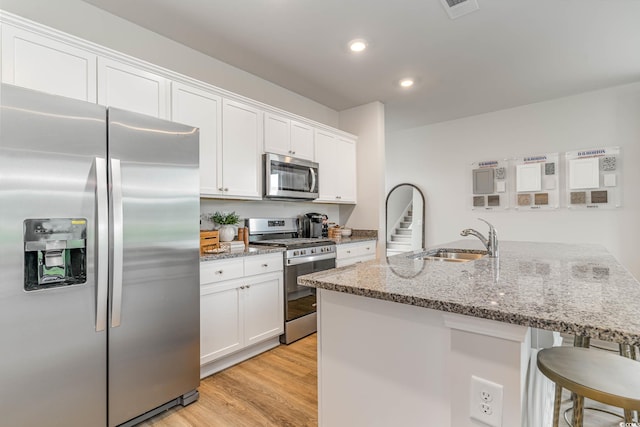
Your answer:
[262,263,268,267]
[218,187,224,191]
[216,270,223,274]
[240,285,245,289]
[246,285,251,289]
[292,151,296,155]
[346,250,351,254]
[224,188,229,192]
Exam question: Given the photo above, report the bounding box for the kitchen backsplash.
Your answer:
[200,199,345,229]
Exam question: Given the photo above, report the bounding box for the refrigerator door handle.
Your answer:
[95,157,109,332]
[110,158,124,328]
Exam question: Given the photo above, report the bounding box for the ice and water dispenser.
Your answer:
[23,218,87,291]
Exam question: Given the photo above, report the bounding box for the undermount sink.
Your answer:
[415,248,488,263]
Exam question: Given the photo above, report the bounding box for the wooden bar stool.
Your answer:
[537,346,640,427]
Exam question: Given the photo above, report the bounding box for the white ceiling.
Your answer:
[81,0,640,131]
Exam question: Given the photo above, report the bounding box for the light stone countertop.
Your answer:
[298,240,640,345]
[200,245,284,262]
[330,236,377,245]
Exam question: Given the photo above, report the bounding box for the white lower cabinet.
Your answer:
[200,253,283,370]
[336,241,377,267]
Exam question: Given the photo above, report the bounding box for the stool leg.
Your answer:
[552,384,562,427]
[619,344,637,422]
[571,336,589,426]
[572,395,584,427]
[573,335,591,348]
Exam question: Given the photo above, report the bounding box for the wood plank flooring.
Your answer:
[138,334,318,427]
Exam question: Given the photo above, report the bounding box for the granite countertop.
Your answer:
[200,245,284,262]
[331,236,377,245]
[298,240,640,345]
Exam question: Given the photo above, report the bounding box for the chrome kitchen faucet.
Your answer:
[460,218,499,258]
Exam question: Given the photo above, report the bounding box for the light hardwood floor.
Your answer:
[139,334,318,427]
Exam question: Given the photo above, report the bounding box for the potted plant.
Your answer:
[210,211,240,242]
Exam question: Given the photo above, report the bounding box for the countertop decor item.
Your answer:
[341,228,352,237]
[200,230,220,255]
[210,211,240,242]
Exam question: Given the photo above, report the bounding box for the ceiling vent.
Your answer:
[440,0,479,19]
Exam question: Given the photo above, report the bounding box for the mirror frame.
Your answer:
[385,183,426,253]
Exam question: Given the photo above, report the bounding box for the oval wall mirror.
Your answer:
[385,183,425,256]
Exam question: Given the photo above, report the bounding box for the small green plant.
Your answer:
[210,211,240,225]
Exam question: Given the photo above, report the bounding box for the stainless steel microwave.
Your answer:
[263,153,319,200]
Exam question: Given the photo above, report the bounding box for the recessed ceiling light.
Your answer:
[399,78,414,88]
[348,39,368,53]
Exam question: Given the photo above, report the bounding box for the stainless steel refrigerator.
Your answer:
[0,83,200,427]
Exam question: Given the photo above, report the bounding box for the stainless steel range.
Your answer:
[246,218,336,344]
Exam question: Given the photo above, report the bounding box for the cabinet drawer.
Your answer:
[337,241,376,260]
[244,253,283,277]
[200,258,244,284]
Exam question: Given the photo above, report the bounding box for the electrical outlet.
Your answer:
[470,375,504,427]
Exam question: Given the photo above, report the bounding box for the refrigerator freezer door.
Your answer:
[0,84,108,426]
[107,108,200,426]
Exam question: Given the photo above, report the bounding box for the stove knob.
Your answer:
[319,247,324,253]
[293,250,299,256]
[301,250,307,255]
[311,248,316,254]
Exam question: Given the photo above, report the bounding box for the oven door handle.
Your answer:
[286,253,336,266]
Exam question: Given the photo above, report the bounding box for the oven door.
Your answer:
[284,257,335,321]
[264,153,319,200]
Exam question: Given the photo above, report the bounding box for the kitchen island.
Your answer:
[298,241,640,427]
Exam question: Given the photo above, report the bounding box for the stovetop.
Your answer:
[251,237,334,249]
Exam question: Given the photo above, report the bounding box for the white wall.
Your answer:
[0,0,339,127]
[339,102,386,251]
[387,82,640,278]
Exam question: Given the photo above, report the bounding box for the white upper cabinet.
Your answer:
[1,24,97,102]
[264,112,314,161]
[290,120,314,161]
[171,82,222,197]
[315,130,357,204]
[97,57,169,119]
[221,99,263,199]
[0,14,357,203]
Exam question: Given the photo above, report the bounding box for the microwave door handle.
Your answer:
[310,167,317,192]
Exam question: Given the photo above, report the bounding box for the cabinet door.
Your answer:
[98,57,169,119]
[200,283,243,364]
[172,83,222,197]
[243,273,284,346]
[315,132,357,203]
[221,99,263,199]
[290,120,314,161]
[336,137,357,203]
[1,25,97,102]
[264,112,290,156]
